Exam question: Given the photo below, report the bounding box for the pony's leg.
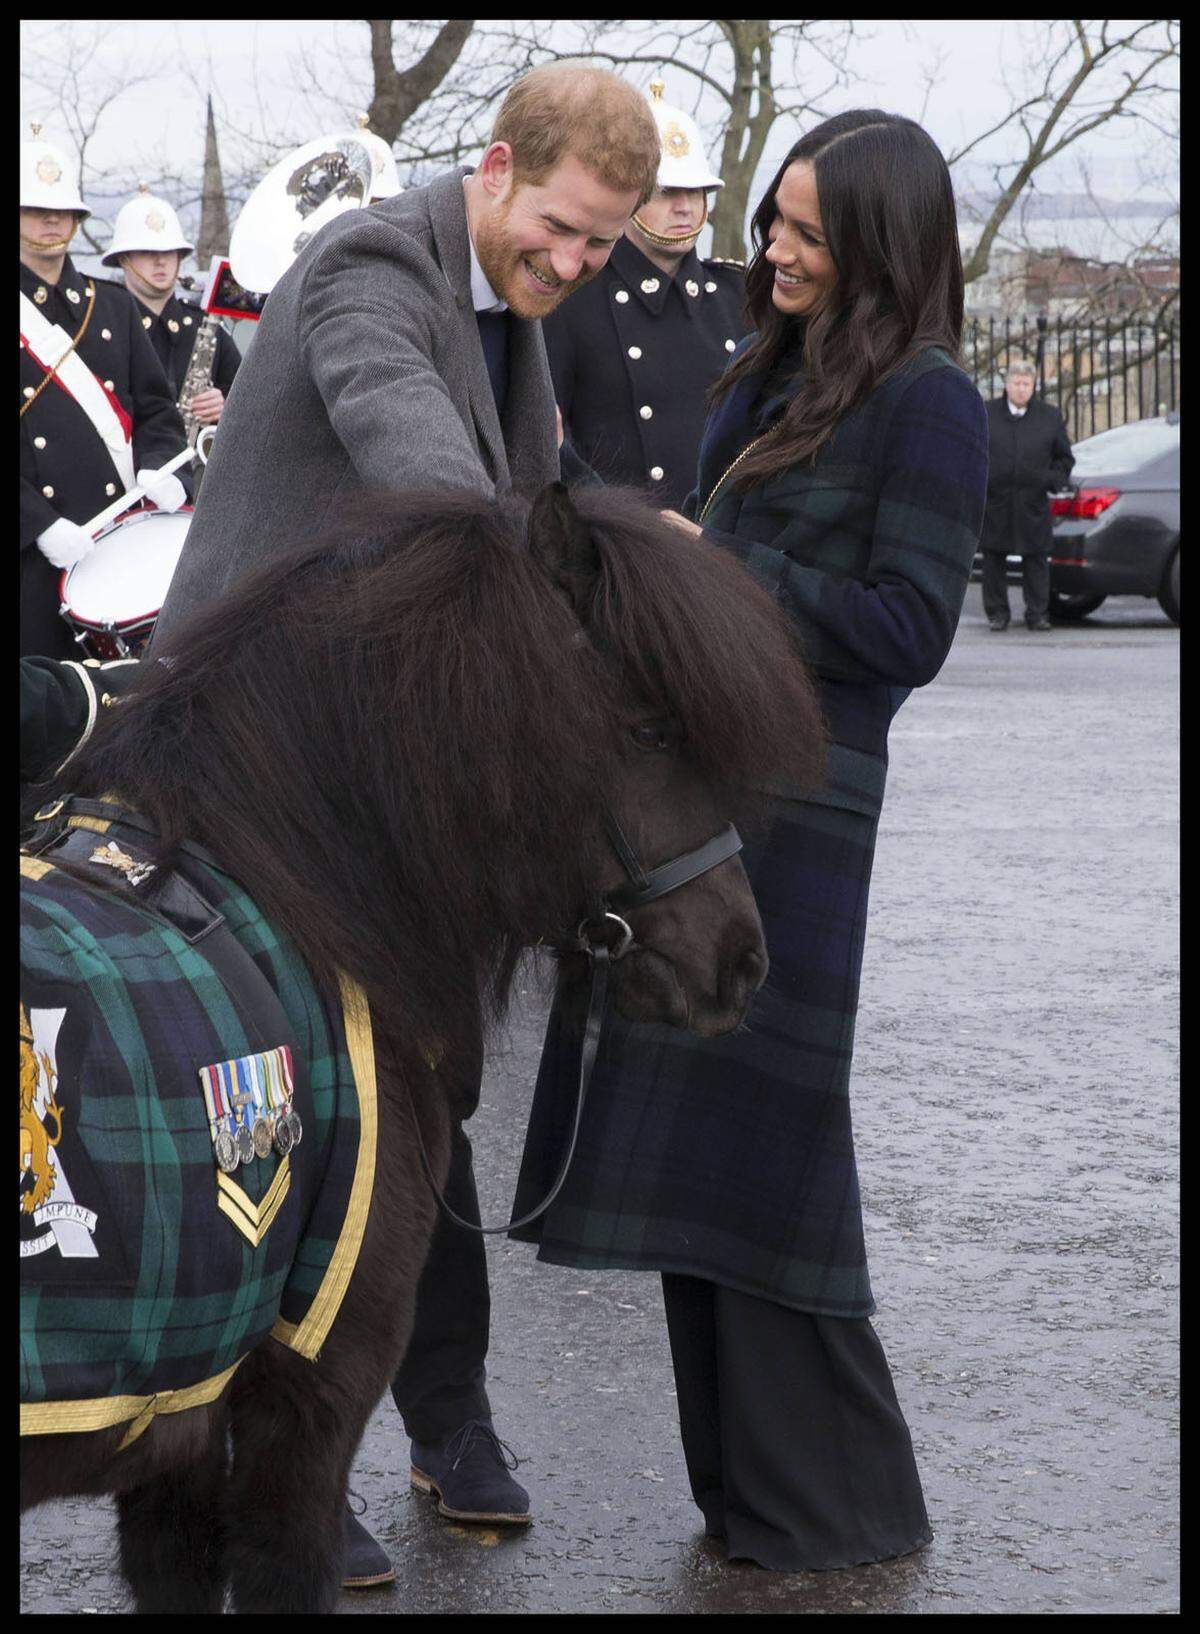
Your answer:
[224,1344,373,1615]
[116,1430,228,1614]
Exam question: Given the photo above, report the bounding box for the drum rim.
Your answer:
[59,504,194,630]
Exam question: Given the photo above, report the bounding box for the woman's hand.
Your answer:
[660,508,704,540]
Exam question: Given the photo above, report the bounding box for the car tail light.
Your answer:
[1051,487,1122,520]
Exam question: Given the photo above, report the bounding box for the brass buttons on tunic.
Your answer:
[23,386,35,399]
[641,278,660,293]
[725,338,736,352]
[167,318,180,333]
[627,346,642,360]
[101,328,112,340]
[183,316,193,326]
[142,315,153,329]
[34,285,48,304]
[705,281,718,293]
[65,287,80,304]
[650,466,664,481]
[615,289,630,304]
[685,279,699,297]
[42,485,55,497]
[105,482,117,496]
[33,436,47,449]
[103,379,114,390]
[639,405,653,420]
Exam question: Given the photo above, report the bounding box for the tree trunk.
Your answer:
[710,20,776,263]
[366,19,476,144]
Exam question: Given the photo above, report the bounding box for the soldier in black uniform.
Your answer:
[103,187,241,420]
[543,76,748,508]
[20,128,191,661]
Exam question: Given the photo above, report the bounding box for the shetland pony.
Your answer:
[20,482,823,1611]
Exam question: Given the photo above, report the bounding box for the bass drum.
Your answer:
[59,507,193,660]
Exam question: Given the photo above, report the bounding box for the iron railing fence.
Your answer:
[965,316,1180,442]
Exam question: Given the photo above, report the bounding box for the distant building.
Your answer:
[965,241,1179,321]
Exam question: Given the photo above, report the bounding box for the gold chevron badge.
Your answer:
[215,1158,291,1247]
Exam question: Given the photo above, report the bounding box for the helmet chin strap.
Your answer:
[19,218,78,257]
[120,256,177,301]
[630,195,709,251]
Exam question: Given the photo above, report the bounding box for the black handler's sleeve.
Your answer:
[20,656,141,785]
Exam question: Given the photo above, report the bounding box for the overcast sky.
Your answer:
[21,18,1177,209]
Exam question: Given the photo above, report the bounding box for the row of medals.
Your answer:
[213,1101,303,1174]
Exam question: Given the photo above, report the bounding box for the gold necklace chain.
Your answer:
[697,433,769,526]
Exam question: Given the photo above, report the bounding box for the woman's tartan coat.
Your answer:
[510,339,989,1317]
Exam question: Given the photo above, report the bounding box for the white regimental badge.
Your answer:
[19,1002,99,1259]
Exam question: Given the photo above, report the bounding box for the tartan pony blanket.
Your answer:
[19,805,377,1449]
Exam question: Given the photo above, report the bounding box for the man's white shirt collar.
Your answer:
[1007,402,1028,417]
[464,182,507,314]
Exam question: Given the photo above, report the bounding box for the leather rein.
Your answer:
[411,815,743,1236]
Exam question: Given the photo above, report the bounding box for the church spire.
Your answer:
[196,94,230,269]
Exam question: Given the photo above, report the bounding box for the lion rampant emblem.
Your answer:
[20,1001,63,1215]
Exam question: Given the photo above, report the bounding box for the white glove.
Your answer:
[37,517,95,569]
[136,466,187,514]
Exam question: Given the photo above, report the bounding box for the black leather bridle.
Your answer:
[415,815,744,1235]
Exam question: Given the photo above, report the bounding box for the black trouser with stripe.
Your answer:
[661,1272,932,1571]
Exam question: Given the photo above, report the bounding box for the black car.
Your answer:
[973,414,1180,624]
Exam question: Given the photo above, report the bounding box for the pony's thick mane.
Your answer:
[57,485,823,1057]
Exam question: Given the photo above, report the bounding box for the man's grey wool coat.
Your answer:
[152,167,560,645]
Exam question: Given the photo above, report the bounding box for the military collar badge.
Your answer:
[89,840,156,887]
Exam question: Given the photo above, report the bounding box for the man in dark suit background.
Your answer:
[980,359,1075,631]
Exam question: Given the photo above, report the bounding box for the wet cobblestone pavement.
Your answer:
[21,589,1179,1613]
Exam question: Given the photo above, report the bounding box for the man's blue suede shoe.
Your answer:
[410,1418,531,1525]
[340,1500,395,1590]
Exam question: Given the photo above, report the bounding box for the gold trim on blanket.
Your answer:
[20,1357,244,1447]
[270,972,377,1361]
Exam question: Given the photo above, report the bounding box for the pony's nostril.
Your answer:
[734,944,768,991]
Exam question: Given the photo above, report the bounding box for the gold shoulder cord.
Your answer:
[20,280,97,420]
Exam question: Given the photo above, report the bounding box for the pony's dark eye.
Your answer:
[631,721,675,752]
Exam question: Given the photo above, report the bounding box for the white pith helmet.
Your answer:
[21,124,90,217]
[354,113,402,200]
[645,77,723,191]
[101,183,194,265]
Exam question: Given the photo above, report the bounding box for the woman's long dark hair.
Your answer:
[716,109,964,486]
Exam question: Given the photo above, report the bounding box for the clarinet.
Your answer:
[176,311,221,447]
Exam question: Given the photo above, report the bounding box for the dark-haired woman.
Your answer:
[511,110,989,1572]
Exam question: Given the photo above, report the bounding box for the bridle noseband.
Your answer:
[417,815,744,1235]
[576,814,743,961]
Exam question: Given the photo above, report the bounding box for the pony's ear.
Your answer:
[527,482,600,618]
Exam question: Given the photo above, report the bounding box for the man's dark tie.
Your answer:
[475,310,510,420]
